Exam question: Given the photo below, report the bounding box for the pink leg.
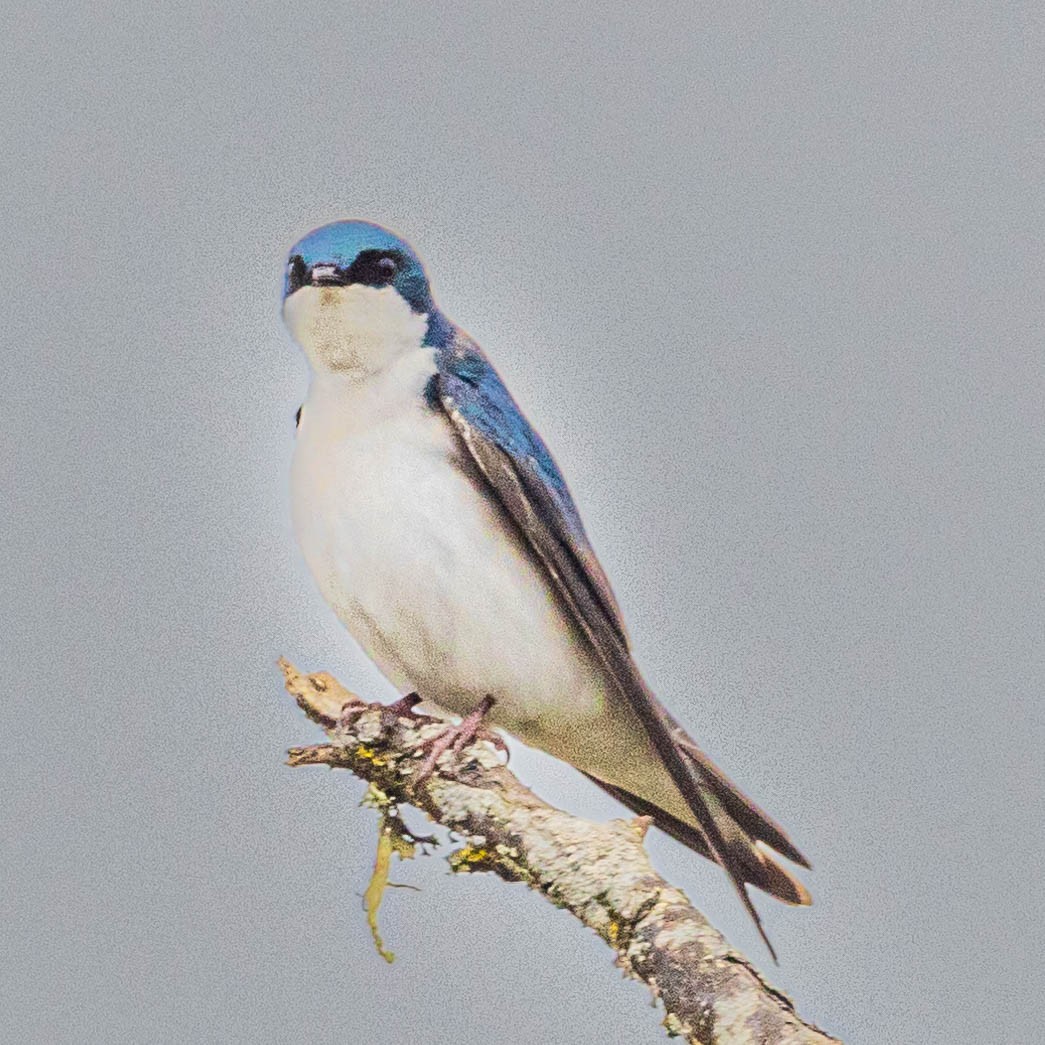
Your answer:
[414,696,508,783]
[379,692,427,728]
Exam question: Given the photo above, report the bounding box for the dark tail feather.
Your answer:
[675,737,812,870]
[585,775,811,908]
[584,738,811,963]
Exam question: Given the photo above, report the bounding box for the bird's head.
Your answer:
[282,220,443,375]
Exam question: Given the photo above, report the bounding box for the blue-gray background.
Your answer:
[3,4,1042,1043]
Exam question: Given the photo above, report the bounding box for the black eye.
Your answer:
[346,250,402,287]
[286,254,307,294]
[374,256,398,283]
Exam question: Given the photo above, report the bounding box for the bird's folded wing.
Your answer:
[436,336,809,959]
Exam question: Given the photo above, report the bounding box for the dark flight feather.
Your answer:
[436,331,810,959]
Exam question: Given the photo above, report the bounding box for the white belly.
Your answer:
[290,356,615,747]
[285,289,688,821]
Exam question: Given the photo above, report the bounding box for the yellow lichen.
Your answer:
[663,1012,686,1038]
[354,744,386,766]
[363,815,396,963]
[454,845,491,866]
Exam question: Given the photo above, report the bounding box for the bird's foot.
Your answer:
[413,696,507,784]
[335,692,431,733]
[378,692,430,729]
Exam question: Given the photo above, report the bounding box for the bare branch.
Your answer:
[278,659,840,1045]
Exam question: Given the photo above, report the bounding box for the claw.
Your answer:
[413,696,505,783]
[339,701,367,729]
[380,692,428,729]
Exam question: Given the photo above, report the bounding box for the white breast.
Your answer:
[291,350,616,741]
[285,283,690,820]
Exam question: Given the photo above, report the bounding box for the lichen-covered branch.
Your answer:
[279,659,839,1045]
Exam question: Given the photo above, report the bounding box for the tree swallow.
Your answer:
[282,220,811,957]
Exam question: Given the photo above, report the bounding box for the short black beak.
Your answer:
[286,254,348,295]
[309,264,347,286]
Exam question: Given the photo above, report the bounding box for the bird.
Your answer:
[281,219,811,958]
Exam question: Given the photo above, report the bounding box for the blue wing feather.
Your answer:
[433,328,629,645]
[432,322,811,957]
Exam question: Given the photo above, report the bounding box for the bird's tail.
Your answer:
[585,738,810,956]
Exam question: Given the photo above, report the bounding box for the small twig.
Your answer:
[278,658,840,1045]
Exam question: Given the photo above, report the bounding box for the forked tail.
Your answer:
[585,736,811,961]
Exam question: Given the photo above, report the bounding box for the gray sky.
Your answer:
[3,4,1042,1043]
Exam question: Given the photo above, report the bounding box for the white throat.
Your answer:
[283,283,429,378]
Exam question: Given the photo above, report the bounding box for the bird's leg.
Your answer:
[379,691,429,729]
[413,696,508,783]
[386,692,423,716]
